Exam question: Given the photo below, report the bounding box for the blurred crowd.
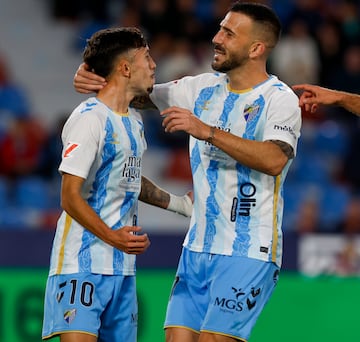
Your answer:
[1,0,360,234]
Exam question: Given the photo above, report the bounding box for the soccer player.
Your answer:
[293,83,360,116]
[73,2,301,341]
[42,27,192,342]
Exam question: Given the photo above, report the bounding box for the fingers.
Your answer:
[127,234,150,254]
[161,107,191,132]
[161,107,179,116]
[73,83,102,94]
[162,117,185,133]
[310,104,318,113]
[292,84,308,91]
[292,84,316,93]
[116,226,150,254]
[73,63,107,93]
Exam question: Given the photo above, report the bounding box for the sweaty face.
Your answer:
[211,12,254,73]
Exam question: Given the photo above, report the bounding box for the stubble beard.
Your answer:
[211,51,248,73]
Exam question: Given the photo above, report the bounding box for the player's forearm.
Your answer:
[139,176,170,209]
[61,193,115,245]
[336,91,360,116]
[208,127,289,176]
[139,176,193,217]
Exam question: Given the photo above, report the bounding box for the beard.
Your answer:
[211,45,249,73]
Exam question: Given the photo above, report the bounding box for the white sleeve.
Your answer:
[59,113,100,179]
[150,77,194,111]
[263,90,301,156]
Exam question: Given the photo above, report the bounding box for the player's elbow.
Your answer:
[60,193,76,213]
[60,197,71,212]
[263,155,288,176]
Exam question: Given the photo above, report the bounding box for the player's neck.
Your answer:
[227,63,269,91]
[97,83,132,114]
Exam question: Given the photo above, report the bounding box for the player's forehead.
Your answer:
[132,45,150,58]
[219,11,253,35]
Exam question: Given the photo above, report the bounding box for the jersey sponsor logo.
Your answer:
[273,124,296,139]
[230,182,257,221]
[64,142,79,158]
[214,286,261,313]
[122,156,141,182]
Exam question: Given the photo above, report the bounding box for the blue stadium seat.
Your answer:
[14,177,51,210]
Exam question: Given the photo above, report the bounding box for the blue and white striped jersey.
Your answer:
[49,97,147,276]
[151,73,301,266]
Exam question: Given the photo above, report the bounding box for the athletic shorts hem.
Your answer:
[201,329,247,342]
[42,330,98,340]
[164,324,200,335]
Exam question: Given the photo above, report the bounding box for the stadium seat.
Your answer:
[14,176,51,210]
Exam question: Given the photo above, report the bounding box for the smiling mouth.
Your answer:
[214,44,225,55]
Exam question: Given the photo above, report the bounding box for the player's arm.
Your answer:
[336,91,360,115]
[293,84,360,116]
[140,176,193,217]
[61,172,150,254]
[161,106,291,176]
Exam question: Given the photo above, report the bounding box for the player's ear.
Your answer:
[249,41,266,58]
[117,59,131,78]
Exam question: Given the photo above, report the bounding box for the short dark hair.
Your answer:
[83,27,147,78]
[229,2,281,47]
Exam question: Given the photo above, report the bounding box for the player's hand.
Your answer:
[161,106,210,140]
[73,63,107,94]
[110,226,150,254]
[293,84,329,113]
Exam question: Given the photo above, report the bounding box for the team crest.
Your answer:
[243,104,260,122]
[64,309,76,324]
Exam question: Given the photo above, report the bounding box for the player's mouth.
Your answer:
[214,44,226,57]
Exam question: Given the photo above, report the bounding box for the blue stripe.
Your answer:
[204,160,220,251]
[219,92,239,123]
[122,116,137,153]
[79,118,115,272]
[203,92,238,251]
[113,117,137,271]
[190,143,201,175]
[233,95,265,254]
[194,86,217,118]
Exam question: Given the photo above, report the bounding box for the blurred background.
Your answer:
[0,0,360,341]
